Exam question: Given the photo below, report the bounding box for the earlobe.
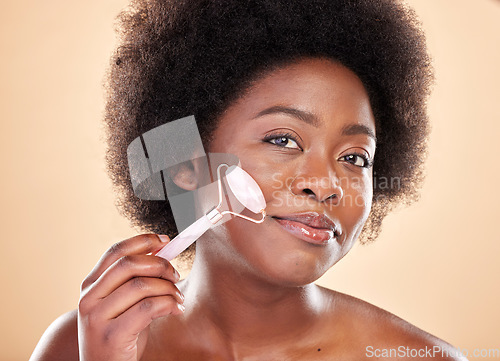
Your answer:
[169,161,199,191]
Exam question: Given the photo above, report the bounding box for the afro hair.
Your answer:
[103,0,433,257]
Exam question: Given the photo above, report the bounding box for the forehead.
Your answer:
[213,57,376,140]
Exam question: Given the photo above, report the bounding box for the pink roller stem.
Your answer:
[155,215,213,261]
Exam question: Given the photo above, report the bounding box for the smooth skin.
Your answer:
[30,58,466,361]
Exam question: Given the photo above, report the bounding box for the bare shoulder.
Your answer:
[317,286,468,360]
[29,309,79,361]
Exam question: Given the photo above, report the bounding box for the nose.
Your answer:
[289,165,344,204]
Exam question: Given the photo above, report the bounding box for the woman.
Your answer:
[30,0,466,360]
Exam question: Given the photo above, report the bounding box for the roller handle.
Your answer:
[155,215,213,261]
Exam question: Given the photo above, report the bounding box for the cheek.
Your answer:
[237,159,293,206]
[343,174,372,208]
[338,174,373,240]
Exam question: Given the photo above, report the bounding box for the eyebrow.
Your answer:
[254,105,320,127]
[253,105,377,142]
[341,124,377,142]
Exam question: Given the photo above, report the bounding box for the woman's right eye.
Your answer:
[264,133,302,150]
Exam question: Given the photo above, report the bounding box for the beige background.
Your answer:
[0,0,499,360]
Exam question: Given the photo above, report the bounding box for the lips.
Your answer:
[271,212,339,245]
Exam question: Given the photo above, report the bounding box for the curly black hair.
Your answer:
[103,0,433,258]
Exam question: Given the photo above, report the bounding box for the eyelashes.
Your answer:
[339,153,373,169]
[262,132,301,150]
[262,131,373,169]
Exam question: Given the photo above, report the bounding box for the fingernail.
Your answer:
[173,268,181,282]
[158,235,170,243]
[176,292,185,303]
[177,303,186,312]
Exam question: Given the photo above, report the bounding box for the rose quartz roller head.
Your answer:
[155,164,266,261]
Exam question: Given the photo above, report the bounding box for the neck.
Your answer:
[181,247,324,347]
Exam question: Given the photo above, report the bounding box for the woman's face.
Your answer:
[203,57,376,286]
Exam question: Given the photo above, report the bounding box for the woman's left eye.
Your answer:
[266,135,301,149]
[340,154,372,168]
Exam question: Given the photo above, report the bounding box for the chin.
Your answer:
[203,212,358,288]
[221,216,349,287]
[261,261,331,288]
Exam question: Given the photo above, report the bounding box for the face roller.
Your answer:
[155,164,266,261]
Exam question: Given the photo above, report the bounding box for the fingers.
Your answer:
[78,233,183,361]
[112,295,185,338]
[78,233,183,325]
[97,276,185,320]
[81,234,170,291]
[85,254,179,300]
[78,292,184,360]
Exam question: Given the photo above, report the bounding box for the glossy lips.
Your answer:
[272,212,339,245]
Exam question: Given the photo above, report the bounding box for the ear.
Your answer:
[168,160,199,191]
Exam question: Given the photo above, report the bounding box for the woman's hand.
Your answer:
[77,234,184,361]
